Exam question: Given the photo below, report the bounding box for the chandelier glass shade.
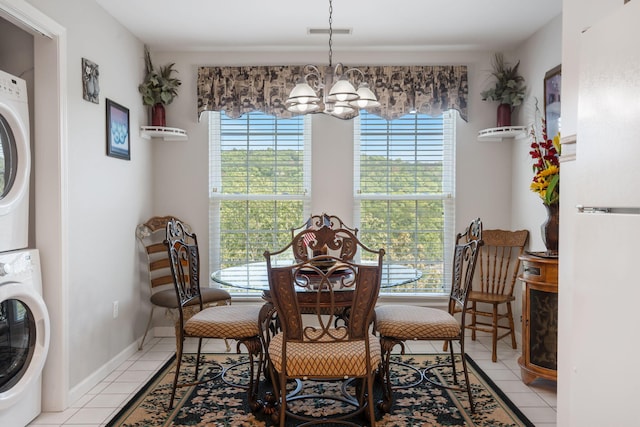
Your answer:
[285,0,380,119]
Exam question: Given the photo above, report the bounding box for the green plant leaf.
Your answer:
[481,53,526,107]
[545,174,560,205]
[139,46,181,106]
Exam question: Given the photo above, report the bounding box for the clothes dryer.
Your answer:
[0,249,49,427]
[0,70,30,253]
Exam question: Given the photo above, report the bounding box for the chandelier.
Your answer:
[285,0,380,119]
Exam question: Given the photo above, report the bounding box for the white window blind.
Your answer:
[209,111,311,294]
[354,110,456,294]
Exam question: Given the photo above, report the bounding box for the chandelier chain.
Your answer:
[284,0,379,118]
[328,0,333,67]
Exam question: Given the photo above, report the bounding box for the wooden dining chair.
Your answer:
[135,215,231,350]
[464,229,529,362]
[374,219,483,414]
[264,225,385,426]
[164,218,264,411]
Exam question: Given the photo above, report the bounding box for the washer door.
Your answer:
[0,282,49,410]
[0,102,30,216]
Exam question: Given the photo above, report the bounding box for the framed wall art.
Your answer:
[82,57,100,103]
[106,98,130,160]
[544,65,561,139]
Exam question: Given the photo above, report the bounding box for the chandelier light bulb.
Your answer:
[351,83,381,109]
[327,77,358,103]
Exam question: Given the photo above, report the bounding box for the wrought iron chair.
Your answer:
[135,215,231,350]
[463,229,529,362]
[458,217,483,244]
[264,225,385,426]
[374,219,483,413]
[164,218,263,411]
[291,213,359,261]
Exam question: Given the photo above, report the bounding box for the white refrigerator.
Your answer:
[565,1,640,425]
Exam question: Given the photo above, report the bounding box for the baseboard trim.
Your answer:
[68,340,139,405]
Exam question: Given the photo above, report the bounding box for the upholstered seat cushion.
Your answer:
[269,331,381,378]
[184,304,261,339]
[375,305,460,340]
[150,287,231,308]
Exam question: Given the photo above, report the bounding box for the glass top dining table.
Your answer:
[211,261,422,291]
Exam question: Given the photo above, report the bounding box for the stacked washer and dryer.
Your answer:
[0,69,50,426]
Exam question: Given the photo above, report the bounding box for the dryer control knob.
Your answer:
[0,262,12,276]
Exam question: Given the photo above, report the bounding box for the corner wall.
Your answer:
[24,0,154,406]
[149,49,520,284]
[510,14,563,252]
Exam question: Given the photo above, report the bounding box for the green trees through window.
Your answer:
[209,110,455,295]
[355,111,455,294]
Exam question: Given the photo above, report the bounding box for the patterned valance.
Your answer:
[197,65,468,122]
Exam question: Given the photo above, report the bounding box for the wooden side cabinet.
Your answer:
[517,253,558,384]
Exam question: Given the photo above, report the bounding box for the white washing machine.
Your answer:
[0,249,49,427]
[0,69,30,253]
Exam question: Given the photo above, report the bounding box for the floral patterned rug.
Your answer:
[106,353,533,427]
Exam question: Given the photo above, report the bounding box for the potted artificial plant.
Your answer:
[138,46,181,127]
[480,53,526,127]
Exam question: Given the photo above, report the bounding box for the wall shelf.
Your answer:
[140,126,188,141]
[477,126,528,142]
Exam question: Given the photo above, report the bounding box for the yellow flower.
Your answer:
[552,133,561,152]
[530,181,547,192]
[529,104,560,205]
[538,165,559,177]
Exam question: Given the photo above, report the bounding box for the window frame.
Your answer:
[208,110,456,298]
[208,111,311,295]
[354,110,457,296]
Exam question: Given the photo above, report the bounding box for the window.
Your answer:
[209,111,311,294]
[354,110,456,295]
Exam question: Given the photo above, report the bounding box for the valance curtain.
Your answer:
[197,65,468,121]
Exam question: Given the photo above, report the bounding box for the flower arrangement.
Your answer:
[529,103,560,205]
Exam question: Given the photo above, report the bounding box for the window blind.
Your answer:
[209,111,311,294]
[354,110,456,294]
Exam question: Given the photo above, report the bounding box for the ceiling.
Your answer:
[95,0,562,53]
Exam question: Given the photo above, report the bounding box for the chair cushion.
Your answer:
[375,305,460,340]
[268,331,381,378]
[184,304,261,339]
[150,287,231,308]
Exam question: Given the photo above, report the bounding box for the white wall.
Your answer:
[511,15,563,251]
[150,49,521,279]
[146,43,562,331]
[25,0,153,401]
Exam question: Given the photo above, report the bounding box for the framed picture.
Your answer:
[544,65,561,139]
[106,99,130,160]
[81,58,99,103]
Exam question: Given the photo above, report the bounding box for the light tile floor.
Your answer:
[29,333,557,427]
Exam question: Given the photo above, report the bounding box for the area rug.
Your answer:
[107,353,533,427]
